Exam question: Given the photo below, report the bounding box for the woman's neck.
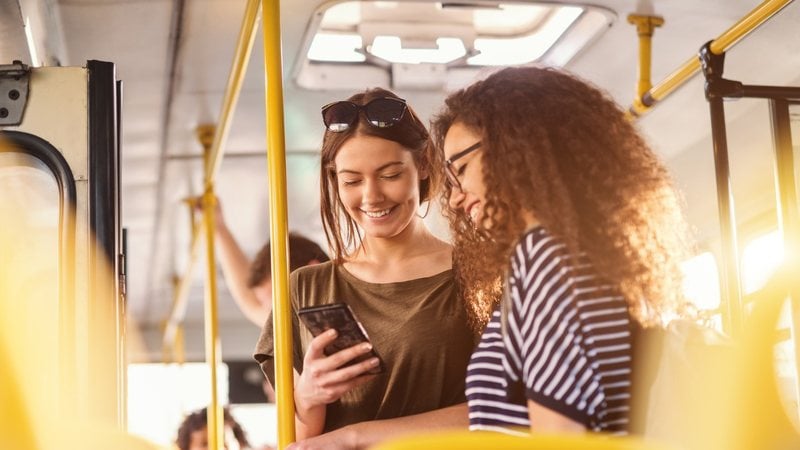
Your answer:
[522,210,540,230]
[358,216,433,263]
[345,217,452,282]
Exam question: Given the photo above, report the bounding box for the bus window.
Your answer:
[0,151,60,417]
[682,251,723,330]
[742,230,784,295]
[742,230,799,427]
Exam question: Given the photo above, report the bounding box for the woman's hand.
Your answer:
[294,329,380,418]
[287,425,358,450]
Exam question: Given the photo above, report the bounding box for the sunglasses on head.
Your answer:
[321,97,408,132]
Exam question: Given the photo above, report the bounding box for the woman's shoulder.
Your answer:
[291,260,336,284]
[512,226,566,264]
[289,261,341,309]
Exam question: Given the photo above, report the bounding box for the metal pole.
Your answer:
[627,14,663,113]
[739,85,800,99]
[701,43,744,336]
[628,0,793,117]
[261,0,296,447]
[204,0,262,185]
[768,98,800,418]
[163,0,261,354]
[200,130,224,450]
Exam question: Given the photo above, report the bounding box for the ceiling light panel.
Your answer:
[295,1,615,90]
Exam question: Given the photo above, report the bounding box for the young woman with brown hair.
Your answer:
[255,88,474,448]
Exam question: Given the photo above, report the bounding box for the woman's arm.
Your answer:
[527,400,585,434]
[294,366,326,440]
[289,403,468,450]
[200,198,269,326]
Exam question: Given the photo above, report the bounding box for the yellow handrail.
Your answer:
[629,0,793,117]
[162,217,204,359]
[162,0,261,354]
[261,0,296,447]
[204,0,262,186]
[202,188,224,450]
[627,14,663,113]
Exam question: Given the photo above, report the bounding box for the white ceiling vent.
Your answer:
[293,1,615,91]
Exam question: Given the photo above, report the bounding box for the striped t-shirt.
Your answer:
[466,226,633,434]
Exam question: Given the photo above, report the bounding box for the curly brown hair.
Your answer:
[431,66,692,329]
[175,407,250,450]
[319,88,443,261]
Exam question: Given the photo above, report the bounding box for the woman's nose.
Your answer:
[448,187,465,210]
[362,178,384,204]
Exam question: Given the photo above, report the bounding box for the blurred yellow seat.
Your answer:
[373,430,672,450]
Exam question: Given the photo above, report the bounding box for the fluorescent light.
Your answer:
[369,36,466,64]
[320,2,362,28]
[468,6,583,66]
[473,4,549,34]
[308,33,365,62]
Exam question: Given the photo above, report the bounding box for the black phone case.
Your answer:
[297,303,384,374]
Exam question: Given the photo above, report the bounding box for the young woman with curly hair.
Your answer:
[431,66,692,435]
[254,88,474,448]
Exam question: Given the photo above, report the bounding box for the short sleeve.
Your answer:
[253,272,304,386]
[502,233,592,426]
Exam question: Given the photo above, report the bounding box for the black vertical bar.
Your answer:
[701,42,744,337]
[87,59,121,424]
[116,78,127,428]
[769,98,800,414]
[708,97,744,336]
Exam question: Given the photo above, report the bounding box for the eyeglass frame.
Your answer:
[321,97,408,132]
[444,141,481,191]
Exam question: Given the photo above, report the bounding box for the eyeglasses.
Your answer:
[444,141,481,191]
[321,97,408,132]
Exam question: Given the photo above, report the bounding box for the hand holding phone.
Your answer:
[298,303,384,375]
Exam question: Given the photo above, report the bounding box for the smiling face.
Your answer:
[334,134,427,241]
[443,122,487,226]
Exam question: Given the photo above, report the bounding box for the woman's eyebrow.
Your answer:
[337,161,404,175]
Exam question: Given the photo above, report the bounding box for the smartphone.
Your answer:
[297,303,384,375]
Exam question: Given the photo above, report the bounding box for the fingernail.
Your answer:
[362,343,372,351]
[327,329,337,337]
[370,357,379,365]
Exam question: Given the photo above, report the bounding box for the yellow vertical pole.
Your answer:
[261,0,296,447]
[199,125,224,450]
[627,14,663,114]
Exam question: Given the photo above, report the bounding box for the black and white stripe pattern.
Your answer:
[466,227,632,434]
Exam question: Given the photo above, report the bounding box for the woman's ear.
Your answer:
[418,165,430,181]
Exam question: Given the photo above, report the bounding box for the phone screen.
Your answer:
[297,303,384,374]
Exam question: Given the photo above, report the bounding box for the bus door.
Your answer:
[0,60,124,427]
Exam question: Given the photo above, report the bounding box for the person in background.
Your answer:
[204,199,329,327]
[175,407,253,450]
[255,88,475,449]
[203,200,330,404]
[431,66,692,435]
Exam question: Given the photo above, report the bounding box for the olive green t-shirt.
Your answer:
[253,261,475,432]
